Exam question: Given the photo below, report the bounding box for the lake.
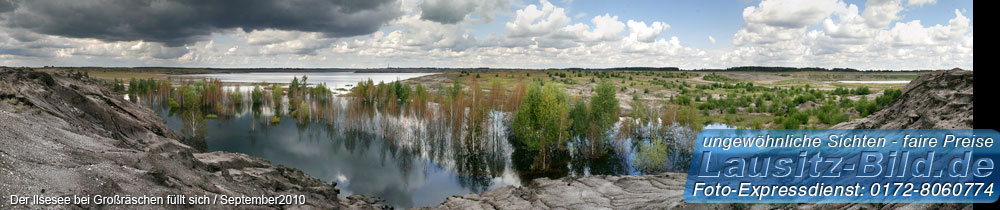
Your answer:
[830,80,910,84]
[140,72,696,208]
[192,72,436,93]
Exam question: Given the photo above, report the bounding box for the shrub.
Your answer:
[271,84,283,106]
[251,86,264,105]
[296,101,310,119]
[782,118,800,129]
[230,91,244,105]
[634,138,669,173]
[168,98,180,108]
[853,86,871,95]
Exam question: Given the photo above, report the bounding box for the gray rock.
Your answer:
[0,68,387,209]
[832,69,973,129]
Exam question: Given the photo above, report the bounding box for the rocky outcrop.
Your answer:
[415,172,973,210]
[412,174,689,210]
[832,69,973,129]
[0,68,386,209]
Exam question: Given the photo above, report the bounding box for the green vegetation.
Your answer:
[701,73,737,82]
[512,82,571,169]
[634,138,669,173]
[110,68,915,175]
[271,83,283,107]
[251,86,264,105]
[578,81,620,157]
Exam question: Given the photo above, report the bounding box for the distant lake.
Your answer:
[193,72,436,92]
[704,123,737,129]
[830,80,910,84]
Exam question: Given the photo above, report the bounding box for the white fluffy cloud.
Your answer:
[907,0,936,6]
[505,0,570,37]
[627,20,669,43]
[726,0,972,69]
[741,0,848,28]
[862,0,904,28]
[0,0,974,70]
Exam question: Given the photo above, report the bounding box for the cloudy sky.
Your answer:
[0,0,973,70]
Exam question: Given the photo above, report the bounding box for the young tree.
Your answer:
[512,82,571,169]
[584,80,620,156]
[251,85,264,105]
[271,84,284,108]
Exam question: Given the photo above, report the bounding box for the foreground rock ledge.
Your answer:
[415,173,972,210]
[0,68,385,209]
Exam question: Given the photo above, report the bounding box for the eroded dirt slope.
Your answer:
[832,69,972,129]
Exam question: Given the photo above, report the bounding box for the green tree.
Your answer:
[181,86,201,109]
[271,84,284,107]
[230,90,244,106]
[290,76,299,98]
[512,82,571,169]
[251,85,264,105]
[569,99,589,140]
[588,80,620,140]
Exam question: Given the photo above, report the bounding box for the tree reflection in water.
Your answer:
[133,78,697,208]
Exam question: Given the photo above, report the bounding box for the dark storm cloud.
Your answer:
[0,0,403,46]
[419,0,475,24]
[0,0,14,13]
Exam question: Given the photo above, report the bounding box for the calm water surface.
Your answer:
[143,72,701,208]
[155,109,520,208]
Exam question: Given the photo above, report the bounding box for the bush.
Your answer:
[875,89,902,106]
[251,86,264,105]
[296,101,310,119]
[702,73,737,82]
[634,138,669,173]
[782,118,800,129]
[673,95,692,105]
[168,98,180,108]
[230,91,244,105]
[790,110,809,125]
[271,84,283,106]
[853,86,871,95]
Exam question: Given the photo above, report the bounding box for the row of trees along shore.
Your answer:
[112,69,904,173]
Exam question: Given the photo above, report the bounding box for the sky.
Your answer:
[0,0,973,70]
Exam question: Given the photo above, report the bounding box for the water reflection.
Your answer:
[139,85,697,208]
[147,95,526,208]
